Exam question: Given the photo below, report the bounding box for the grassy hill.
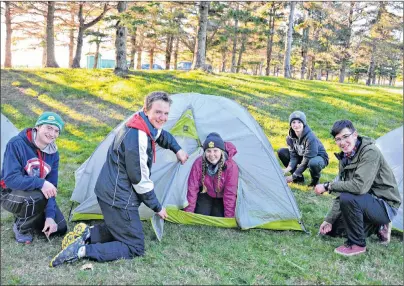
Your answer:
[1,68,402,285]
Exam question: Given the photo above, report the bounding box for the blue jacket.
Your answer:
[1,128,59,219]
[95,111,181,211]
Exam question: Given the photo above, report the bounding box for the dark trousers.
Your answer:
[194,193,224,217]
[1,189,67,236]
[326,193,390,247]
[277,148,326,179]
[85,198,145,262]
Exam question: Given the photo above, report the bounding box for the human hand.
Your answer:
[176,149,189,165]
[314,184,326,195]
[157,207,168,219]
[282,168,288,175]
[319,221,332,235]
[41,181,57,199]
[42,217,58,238]
[285,175,293,183]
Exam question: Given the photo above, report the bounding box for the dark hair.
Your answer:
[330,120,356,137]
[144,91,172,111]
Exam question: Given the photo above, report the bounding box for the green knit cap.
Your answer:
[35,111,65,132]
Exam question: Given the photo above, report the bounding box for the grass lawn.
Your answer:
[1,68,402,285]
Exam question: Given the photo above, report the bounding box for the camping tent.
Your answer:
[69,93,305,239]
[1,113,19,167]
[375,126,403,232]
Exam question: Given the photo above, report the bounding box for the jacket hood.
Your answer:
[224,141,237,159]
[289,125,312,141]
[19,128,58,154]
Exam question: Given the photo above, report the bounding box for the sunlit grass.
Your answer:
[0,68,402,285]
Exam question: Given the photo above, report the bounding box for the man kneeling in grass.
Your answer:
[49,91,189,267]
[314,120,401,256]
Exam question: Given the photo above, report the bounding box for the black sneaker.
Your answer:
[50,237,85,267]
[292,175,305,184]
[308,178,320,187]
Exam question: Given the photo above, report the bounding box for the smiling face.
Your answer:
[144,100,170,129]
[290,119,304,134]
[334,127,358,154]
[205,147,222,165]
[35,124,60,148]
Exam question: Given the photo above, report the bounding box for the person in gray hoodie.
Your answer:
[277,111,329,187]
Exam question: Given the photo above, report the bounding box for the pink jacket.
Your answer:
[184,142,239,217]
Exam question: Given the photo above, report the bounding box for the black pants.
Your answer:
[326,193,390,247]
[1,188,67,236]
[194,193,224,217]
[85,198,145,262]
[277,148,326,180]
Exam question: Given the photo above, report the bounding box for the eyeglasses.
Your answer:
[334,132,353,144]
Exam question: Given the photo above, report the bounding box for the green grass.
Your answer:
[1,68,402,285]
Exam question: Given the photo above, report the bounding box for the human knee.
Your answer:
[340,192,356,206]
[128,244,144,257]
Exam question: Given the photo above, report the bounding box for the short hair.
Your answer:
[144,91,172,111]
[330,120,356,137]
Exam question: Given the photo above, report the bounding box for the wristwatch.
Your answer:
[324,182,330,192]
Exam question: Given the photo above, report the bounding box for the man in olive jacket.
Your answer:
[315,120,401,257]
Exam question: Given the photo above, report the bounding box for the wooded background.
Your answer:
[2,1,403,85]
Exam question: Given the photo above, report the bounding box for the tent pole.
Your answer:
[68,201,75,222]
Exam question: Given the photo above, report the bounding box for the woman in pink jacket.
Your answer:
[184,132,239,218]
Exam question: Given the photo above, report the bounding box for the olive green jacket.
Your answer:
[325,136,401,224]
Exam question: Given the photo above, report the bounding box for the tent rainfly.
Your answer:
[69,93,306,240]
[375,126,403,232]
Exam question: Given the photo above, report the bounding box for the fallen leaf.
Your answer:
[80,263,94,271]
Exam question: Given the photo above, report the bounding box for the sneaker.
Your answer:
[308,178,319,187]
[50,237,85,267]
[334,244,366,257]
[13,223,33,244]
[292,175,305,184]
[61,223,90,250]
[377,222,392,245]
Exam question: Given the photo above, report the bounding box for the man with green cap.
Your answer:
[1,111,67,244]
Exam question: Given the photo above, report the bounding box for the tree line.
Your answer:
[2,1,403,85]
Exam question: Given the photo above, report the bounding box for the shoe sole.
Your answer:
[334,248,366,256]
[61,223,88,250]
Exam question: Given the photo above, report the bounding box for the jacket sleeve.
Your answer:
[2,140,45,191]
[125,130,161,212]
[294,136,319,177]
[156,130,181,154]
[183,159,201,213]
[325,196,341,224]
[223,161,239,218]
[331,146,380,195]
[44,153,59,219]
[286,136,299,170]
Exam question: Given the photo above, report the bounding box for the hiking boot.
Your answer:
[308,177,320,187]
[334,244,366,257]
[292,175,305,184]
[377,222,392,245]
[61,223,90,250]
[50,237,85,267]
[13,223,33,244]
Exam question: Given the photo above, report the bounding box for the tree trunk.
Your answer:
[42,34,47,67]
[4,2,12,68]
[45,1,59,67]
[300,26,309,79]
[221,48,227,72]
[317,69,322,80]
[149,48,154,69]
[236,31,247,73]
[73,3,108,68]
[265,5,275,76]
[114,2,128,76]
[130,31,137,69]
[173,36,179,70]
[366,41,376,86]
[283,1,295,78]
[230,2,239,73]
[165,34,173,70]
[339,2,354,83]
[68,3,75,67]
[93,41,100,68]
[309,57,315,80]
[192,1,210,70]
